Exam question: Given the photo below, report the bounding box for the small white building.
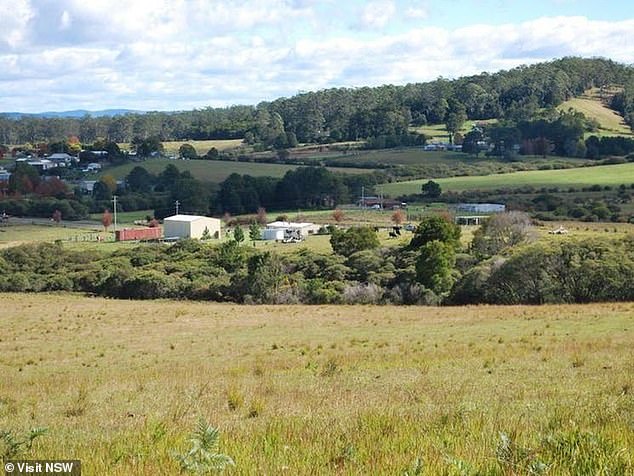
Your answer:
[163,214,222,240]
[48,153,75,166]
[261,228,285,241]
[262,221,321,241]
[456,203,506,214]
[79,180,97,193]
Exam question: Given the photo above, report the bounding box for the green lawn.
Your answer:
[89,209,155,224]
[100,159,372,182]
[0,224,102,249]
[382,162,634,195]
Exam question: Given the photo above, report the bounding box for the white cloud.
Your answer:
[59,11,72,30]
[406,7,429,19]
[0,0,35,50]
[0,2,633,112]
[358,0,396,29]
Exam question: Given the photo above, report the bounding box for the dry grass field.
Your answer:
[558,88,633,138]
[1,294,633,474]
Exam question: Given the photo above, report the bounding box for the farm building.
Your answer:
[115,227,162,242]
[163,214,221,240]
[261,228,285,241]
[455,203,505,214]
[262,221,321,242]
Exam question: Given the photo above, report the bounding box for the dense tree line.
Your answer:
[1,58,631,146]
[214,167,388,214]
[610,80,634,129]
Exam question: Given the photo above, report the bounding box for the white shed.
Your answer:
[261,228,285,241]
[163,214,222,240]
[262,221,321,242]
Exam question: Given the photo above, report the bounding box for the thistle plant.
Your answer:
[1,427,48,459]
[174,418,234,474]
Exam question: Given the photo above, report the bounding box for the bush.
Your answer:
[342,283,383,304]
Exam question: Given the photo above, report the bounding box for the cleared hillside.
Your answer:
[558,88,633,137]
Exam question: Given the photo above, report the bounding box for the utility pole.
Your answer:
[112,195,118,232]
[361,185,365,225]
[175,200,180,215]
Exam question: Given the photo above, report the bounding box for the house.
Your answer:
[48,153,76,167]
[262,221,321,241]
[78,180,98,193]
[163,214,222,240]
[82,163,102,172]
[20,159,55,171]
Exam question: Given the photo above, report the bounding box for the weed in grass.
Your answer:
[64,387,87,418]
[1,427,47,459]
[226,388,244,412]
[572,355,585,368]
[247,398,265,418]
[496,432,548,475]
[253,360,265,377]
[320,357,340,377]
[173,417,234,474]
[330,443,356,471]
[402,457,424,476]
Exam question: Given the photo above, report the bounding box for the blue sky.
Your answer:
[0,0,632,113]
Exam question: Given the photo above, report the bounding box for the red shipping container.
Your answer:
[115,227,162,242]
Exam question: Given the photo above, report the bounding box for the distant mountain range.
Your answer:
[0,109,143,119]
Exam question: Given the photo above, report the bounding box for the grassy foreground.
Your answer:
[1,294,633,475]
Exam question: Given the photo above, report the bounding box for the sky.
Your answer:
[0,0,633,113]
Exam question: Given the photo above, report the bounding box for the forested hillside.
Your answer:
[1,57,632,145]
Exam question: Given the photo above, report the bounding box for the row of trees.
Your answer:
[610,80,634,129]
[124,165,384,216]
[1,160,385,220]
[1,58,631,146]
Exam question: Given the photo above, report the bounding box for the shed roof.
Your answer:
[267,221,316,228]
[164,214,220,223]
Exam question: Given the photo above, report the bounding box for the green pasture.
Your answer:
[100,159,372,183]
[382,162,634,195]
[318,148,586,169]
[89,209,155,224]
